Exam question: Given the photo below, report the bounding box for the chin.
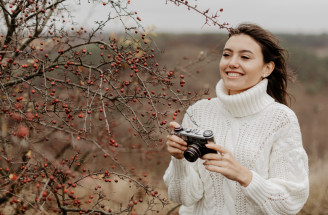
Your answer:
[223,79,243,89]
[223,78,261,92]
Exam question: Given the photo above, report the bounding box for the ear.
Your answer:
[262,61,275,78]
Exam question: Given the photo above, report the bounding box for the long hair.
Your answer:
[228,23,291,106]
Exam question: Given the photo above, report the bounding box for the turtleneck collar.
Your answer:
[216,78,275,118]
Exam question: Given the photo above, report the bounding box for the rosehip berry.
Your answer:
[17,125,29,138]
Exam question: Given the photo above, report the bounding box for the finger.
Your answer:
[167,135,187,145]
[203,160,220,166]
[203,160,224,167]
[201,153,222,160]
[167,146,184,155]
[205,144,230,154]
[169,121,181,131]
[167,140,188,151]
[207,140,216,145]
[204,164,224,173]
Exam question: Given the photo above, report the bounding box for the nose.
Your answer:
[228,56,239,68]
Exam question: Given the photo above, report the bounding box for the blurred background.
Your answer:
[78,0,328,34]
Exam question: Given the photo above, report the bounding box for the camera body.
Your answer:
[174,127,216,162]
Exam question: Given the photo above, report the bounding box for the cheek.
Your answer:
[219,59,225,71]
[254,64,266,75]
[247,62,265,75]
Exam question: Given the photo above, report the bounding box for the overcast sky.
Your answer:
[76,0,328,34]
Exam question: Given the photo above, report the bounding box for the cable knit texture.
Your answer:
[163,79,309,215]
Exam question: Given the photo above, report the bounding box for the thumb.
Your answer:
[169,121,181,131]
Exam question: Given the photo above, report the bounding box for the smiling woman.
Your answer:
[226,24,290,104]
[163,23,309,214]
[219,34,275,95]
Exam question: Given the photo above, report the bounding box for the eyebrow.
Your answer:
[223,48,254,54]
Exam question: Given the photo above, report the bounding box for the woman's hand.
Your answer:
[201,143,252,187]
[166,122,187,159]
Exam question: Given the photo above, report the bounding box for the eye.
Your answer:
[241,55,250,59]
[222,53,230,57]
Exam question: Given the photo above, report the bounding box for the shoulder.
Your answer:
[266,102,300,129]
[269,102,298,119]
[182,98,221,126]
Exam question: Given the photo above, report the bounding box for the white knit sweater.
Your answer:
[163,79,309,215]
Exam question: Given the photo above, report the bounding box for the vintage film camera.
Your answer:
[174,127,216,162]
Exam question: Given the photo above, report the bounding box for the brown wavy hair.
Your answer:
[228,23,292,106]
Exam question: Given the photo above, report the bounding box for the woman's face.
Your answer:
[219,34,274,95]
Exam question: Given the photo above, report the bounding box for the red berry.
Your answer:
[17,125,29,138]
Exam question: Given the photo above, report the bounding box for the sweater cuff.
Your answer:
[241,170,267,205]
[170,156,189,179]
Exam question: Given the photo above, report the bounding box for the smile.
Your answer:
[227,72,243,77]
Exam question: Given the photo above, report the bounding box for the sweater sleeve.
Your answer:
[163,105,204,206]
[241,112,309,215]
[163,157,204,206]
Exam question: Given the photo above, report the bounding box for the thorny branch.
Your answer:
[0,0,230,213]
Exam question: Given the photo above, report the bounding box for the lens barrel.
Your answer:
[184,144,203,162]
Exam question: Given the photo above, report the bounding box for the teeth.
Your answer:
[227,72,242,77]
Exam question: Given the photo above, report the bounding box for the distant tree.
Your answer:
[0,0,229,214]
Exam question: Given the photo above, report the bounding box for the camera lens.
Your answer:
[184,144,203,162]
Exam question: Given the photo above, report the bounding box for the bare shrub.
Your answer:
[0,0,229,214]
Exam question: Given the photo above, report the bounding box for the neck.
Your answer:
[216,79,275,117]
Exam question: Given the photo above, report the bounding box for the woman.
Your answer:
[163,23,309,214]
